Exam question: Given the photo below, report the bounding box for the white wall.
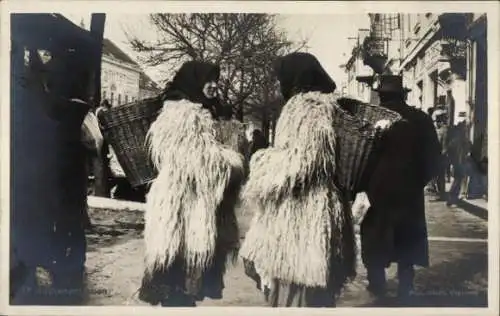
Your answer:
[101,58,140,106]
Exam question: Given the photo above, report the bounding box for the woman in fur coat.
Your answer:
[138,61,246,307]
[239,52,357,307]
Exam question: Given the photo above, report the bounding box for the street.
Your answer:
[8,10,492,312]
[83,194,488,307]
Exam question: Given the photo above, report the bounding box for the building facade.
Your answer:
[100,38,160,106]
[138,72,161,100]
[343,29,375,103]
[398,13,470,126]
[465,14,487,147]
[345,12,488,197]
[101,39,142,106]
[349,13,486,135]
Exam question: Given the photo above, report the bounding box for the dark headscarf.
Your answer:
[273,52,337,102]
[161,60,222,118]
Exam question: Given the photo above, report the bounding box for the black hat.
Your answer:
[373,75,411,93]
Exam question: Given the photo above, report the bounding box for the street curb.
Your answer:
[88,196,145,212]
[88,196,487,244]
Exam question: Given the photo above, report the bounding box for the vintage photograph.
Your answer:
[8,8,490,310]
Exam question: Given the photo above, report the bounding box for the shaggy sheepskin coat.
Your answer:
[138,99,245,305]
[239,91,357,307]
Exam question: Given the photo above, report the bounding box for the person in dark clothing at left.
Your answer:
[10,14,101,305]
[359,75,441,305]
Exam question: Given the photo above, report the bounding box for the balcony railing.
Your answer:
[361,35,387,74]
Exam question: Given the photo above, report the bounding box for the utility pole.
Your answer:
[90,13,106,109]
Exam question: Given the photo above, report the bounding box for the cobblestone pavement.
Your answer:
[84,194,488,307]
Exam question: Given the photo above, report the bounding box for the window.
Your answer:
[383,14,400,35]
[412,14,422,34]
[118,94,121,105]
[110,92,114,105]
[125,95,129,104]
[102,90,107,100]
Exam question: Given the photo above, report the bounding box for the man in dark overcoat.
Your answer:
[360,75,441,303]
[10,14,100,305]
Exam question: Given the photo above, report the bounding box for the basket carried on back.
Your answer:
[332,97,403,197]
[98,97,248,187]
[98,97,163,187]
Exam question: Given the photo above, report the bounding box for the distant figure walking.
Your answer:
[249,128,269,157]
[446,113,471,206]
[432,108,449,201]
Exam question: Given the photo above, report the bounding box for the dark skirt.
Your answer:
[138,251,227,306]
[139,192,240,306]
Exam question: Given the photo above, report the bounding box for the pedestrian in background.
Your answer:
[359,75,441,304]
[425,107,438,195]
[432,108,449,202]
[249,128,269,157]
[447,112,472,206]
[94,99,113,197]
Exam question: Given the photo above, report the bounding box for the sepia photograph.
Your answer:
[3,1,498,315]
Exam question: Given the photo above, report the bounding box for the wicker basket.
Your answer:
[99,98,248,187]
[98,97,163,187]
[332,97,403,197]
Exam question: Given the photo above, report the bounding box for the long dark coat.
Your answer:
[10,78,90,305]
[360,101,441,268]
[10,14,97,304]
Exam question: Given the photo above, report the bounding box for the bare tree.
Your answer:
[125,13,307,124]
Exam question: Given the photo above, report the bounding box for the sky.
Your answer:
[65,13,370,87]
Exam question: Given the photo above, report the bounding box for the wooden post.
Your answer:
[90,13,106,108]
[88,13,109,197]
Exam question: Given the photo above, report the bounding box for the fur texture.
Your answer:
[239,91,355,288]
[144,99,245,275]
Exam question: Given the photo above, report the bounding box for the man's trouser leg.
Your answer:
[436,155,447,199]
[366,264,387,297]
[397,261,415,297]
[448,164,465,204]
[436,172,446,200]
